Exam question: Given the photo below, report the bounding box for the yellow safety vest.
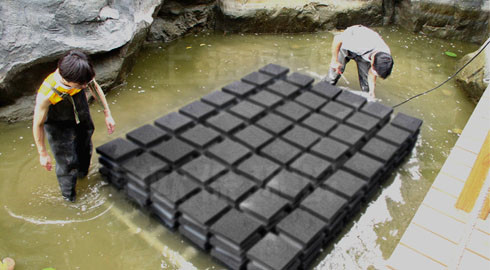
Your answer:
[38,72,83,105]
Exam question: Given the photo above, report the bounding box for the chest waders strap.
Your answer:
[50,86,80,124]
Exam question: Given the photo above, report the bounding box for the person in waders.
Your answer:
[32,50,115,202]
[327,25,394,98]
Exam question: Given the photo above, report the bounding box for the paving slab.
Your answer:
[229,100,266,121]
[310,81,342,99]
[282,125,321,150]
[242,71,274,86]
[211,247,246,270]
[329,124,365,150]
[150,171,201,209]
[290,153,332,180]
[320,101,354,122]
[300,187,348,223]
[201,90,237,108]
[240,189,290,226]
[179,156,228,185]
[246,233,301,270]
[259,63,289,77]
[335,90,367,109]
[343,153,385,182]
[285,72,314,87]
[151,137,196,165]
[310,137,350,163]
[121,152,169,185]
[255,113,293,135]
[391,112,423,134]
[179,100,216,121]
[234,125,274,151]
[266,170,311,203]
[206,111,246,134]
[179,190,230,228]
[275,101,310,122]
[276,208,326,247]
[361,137,398,163]
[260,138,302,165]
[294,91,327,110]
[301,113,338,135]
[207,138,251,166]
[248,90,284,109]
[127,181,150,207]
[266,80,301,98]
[209,172,257,206]
[345,112,380,136]
[95,138,141,162]
[322,170,366,199]
[154,112,194,134]
[126,124,170,147]
[360,101,393,123]
[376,124,412,147]
[223,80,257,97]
[180,124,221,149]
[179,224,209,250]
[236,154,281,185]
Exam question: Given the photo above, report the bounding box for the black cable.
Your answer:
[393,39,490,108]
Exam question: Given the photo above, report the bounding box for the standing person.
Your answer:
[327,25,394,98]
[33,50,116,202]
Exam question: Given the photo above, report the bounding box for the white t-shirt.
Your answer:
[339,25,390,62]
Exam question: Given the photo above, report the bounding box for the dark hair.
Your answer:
[58,50,95,84]
[373,52,393,79]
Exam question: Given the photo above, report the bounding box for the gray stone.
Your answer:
[276,208,326,247]
[151,137,196,165]
[154,112,194,134]
[179,100,216,121]
[209,172,257,205]
[376,124,412,147]
[342,153,384,182]
[95,138,141,162]
[179,156,228,185]
[329,124,365,149]
[246,233,301,270]
[335,90,367,109]
[121,152,169,185]
[223,80,256,97]
[202,90,236,108]
[310,81,342,99]
[210,209,263,250]
[179,190,230,227]
[228,100,266,121]
[206,111,245,134]
[360,102,393,123]
[266,170,311,203]
[242,71,274,86]
[323,170,366,199]
[294,92,327,110]
[361,137,398,163]
[391,113,423,134]
[248,90,284,109]
[256,113,293,135]
[180,124,221,149]
[126,124,170,147]
[286,72,314,87]
[259,64,289,77]
[310,137,350,162]
[260,139,302,165]
[275,101,310,122]
[290,153,332,180]
[240,189,289,225]
[127,181,150,207]
[345,112,380,137]
[150,171,201,209]
[301,113,338,135]
[300,188,347,223]
[320,101,354,122]
[234,125,274,151]
[266,80,301,98]
[237,155,281,185]
[207,138,251,165]
[282,126,321,150]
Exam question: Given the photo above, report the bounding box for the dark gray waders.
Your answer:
[44,89,94,201]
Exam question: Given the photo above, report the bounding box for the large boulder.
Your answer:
[455,39,490,103]
[0,0,162,109]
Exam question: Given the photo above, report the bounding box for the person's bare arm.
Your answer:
[330,34,343,74]
[91,79,115,134]
[368,69,377,98]
[33,93,53,171]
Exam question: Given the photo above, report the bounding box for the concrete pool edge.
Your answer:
[387,85,490,269]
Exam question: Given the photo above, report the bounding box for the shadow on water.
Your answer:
[0,26,479,269]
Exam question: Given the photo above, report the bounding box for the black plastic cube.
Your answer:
[310,137,350,163]
[207,138,251,165]
[335,90,367,109]
[206,111,245,134]
[260,138,301,165]
[376,125,411,147]
[286,72,314,87]
[234,125,274,151]
[223,80,256,97]
[179,100,216,121]
[95,138,141,162]
[391,113,423,134]
[290,153,332,180]
[121,152,169,186]
[154,112,194,134]
[179,156,228,185]
[361,137,398,163]
[323,170,366,199]
[360,102,393,124]
[300,188,347,223]
[179,190,230,229]
[242,71,274,86]
[180,124,221,149]
[266,170,311,203]
[320,101,354,122]
[294,92,327,110]
[255,113,293,135]
[247,233,301,270]
[301,113,338,135]
[275,101,310,122]
[248,90,283,109]
[209,172,257,206]
[342,153,384,182]
[202,90,236,108]
[266,80,301,98]
[237,155,281,185]
[228,100,266,121]
[282,126,321,150]
[329,124,365,150]
[126,124,170,148]
[345,112,380,137]
[151,137,196,165]
[276,208,326,247]
[150,172,201,210]
[259,63,289,77]
[240,189,289,226]
[310,81,342,99]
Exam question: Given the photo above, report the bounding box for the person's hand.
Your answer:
[369,91,376,99]
[105,114,116,134]
[40,153,53,171]
[331,61,343,75]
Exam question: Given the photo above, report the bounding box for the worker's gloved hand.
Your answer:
[40,153,53,171]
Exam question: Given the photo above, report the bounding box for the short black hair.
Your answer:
[58,50,95,85]
[373,52,393,79]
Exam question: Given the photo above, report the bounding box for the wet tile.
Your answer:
[286,72,314,87]
[323,170,366,199]
[223,80,256,97]
[290,153,332,180]
[259,63,289,77]
[294,92,327,110]
[234,125,274,151]
[335,90,367,109]
[275,101,311,122]
[310,81,341,100]
[242,71,274,86]
[201,90,236,108]
[206,111,245,134]
[247,233,301,270]
[121,152,169,185]
[95,138,141,162]
[360,101,393,122]
[210,209,263,250]
[266,170,311,203]
[329,124,365,149]
[150,171,201,209]
[154,112,194,133]
[361,137,398,163]
[256,113,293,135]
[260,138,301,165]
[376,125,412,147]
[310,137,350,162]
[300,187,347,223]
[276,208,326,247]
[179,190,230,227]
[179,100,216,121]
[391,112,423,134]
[180,124,221,149]
[301,113,338,135]
[207,138,251,165]
[266,80,301,98]
[343,153,384,182]
[209,172,257,205]
[229,100,266,121]
[179,156,227,185]
[126,124,170,147]
[240,189,290,225]
[236,154,281,185]
[151,137,196,164]
[320,101,354,122]
[345,112,380,135]
[282,125,321,150]
[248,90,283,108]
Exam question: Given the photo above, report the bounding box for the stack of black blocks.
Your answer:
[96,63,422,270]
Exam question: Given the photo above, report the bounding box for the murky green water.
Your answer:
[0,27,478,269]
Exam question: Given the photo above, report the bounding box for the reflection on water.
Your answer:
[0,26,478,269]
